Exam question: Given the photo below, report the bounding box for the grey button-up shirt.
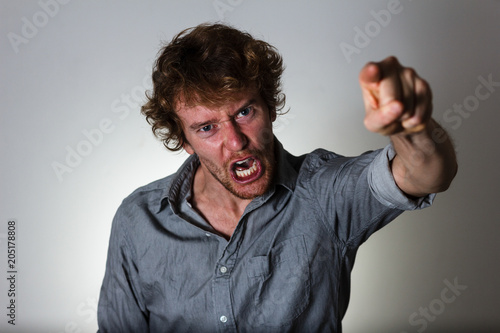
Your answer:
[98,140,434,333]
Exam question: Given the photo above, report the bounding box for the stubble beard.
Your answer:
[199,142,276,200]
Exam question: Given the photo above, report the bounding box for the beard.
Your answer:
[198,141,276,200]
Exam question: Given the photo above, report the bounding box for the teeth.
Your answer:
[235,158,251,165]
[235,160,257,178]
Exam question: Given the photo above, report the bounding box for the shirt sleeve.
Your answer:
[367,144,435,210]
[305,145,435,248]
[97,206,149,333]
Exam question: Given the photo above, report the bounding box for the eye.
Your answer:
[237,106,252,119]
[196,123,218,138]
[199,124,214,132]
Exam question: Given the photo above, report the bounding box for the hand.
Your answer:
[359,56,432,136]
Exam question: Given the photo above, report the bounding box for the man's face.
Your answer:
[177,90,276,200]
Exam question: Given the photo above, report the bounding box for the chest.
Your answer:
[137,198,342,332]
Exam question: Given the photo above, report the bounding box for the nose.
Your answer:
[223,121,248,152]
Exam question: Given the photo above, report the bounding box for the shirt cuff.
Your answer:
[367,144,436,210]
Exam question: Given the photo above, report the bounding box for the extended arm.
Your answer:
[359,56,457,197]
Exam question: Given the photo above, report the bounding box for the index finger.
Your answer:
[359,62,382,109]
[373,56,403,108]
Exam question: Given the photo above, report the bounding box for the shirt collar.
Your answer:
[272,138,299,192]
[155,154,199,214]
[156,137,299,213]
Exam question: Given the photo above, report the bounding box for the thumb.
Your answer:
[364,100,404,134]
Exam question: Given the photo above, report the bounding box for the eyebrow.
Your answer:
[189,117,218,131]
[188,98,257,131]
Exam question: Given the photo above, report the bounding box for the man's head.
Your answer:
[141,23,286,151]
[142,23,286,199]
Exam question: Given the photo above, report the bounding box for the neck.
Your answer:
[191,165,251,224]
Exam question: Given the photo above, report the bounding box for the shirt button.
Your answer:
[220,315,228,323]
[220,266,228,274]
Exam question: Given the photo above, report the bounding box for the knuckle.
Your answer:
[417,78,432,95]
[422,79,431,92]
[418,77,429,88]
[386,55,398,63]
[385,55,401,68]
[404,67,416,78]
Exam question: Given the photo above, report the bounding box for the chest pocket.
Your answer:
[245,235,310,327]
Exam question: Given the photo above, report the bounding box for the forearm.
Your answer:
[390,118,458,197]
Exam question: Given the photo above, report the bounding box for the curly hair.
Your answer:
[141,23,286,151]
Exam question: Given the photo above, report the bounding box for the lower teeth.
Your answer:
[235,160,257,178]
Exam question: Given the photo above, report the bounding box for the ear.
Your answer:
[270,109,277,122]
[183,141,195,155]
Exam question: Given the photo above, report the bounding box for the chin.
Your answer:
[229,175,273,199]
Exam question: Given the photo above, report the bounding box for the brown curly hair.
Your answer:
[141,23,286,151]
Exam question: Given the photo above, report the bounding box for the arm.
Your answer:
[359,56,457,197]
[98,211,149,332]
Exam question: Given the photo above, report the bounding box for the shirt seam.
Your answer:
[304,153,345,249]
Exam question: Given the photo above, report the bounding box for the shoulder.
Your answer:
[109,176,170,230]
[120,175,173,209]
[118,154,198,214]
[109,174,176,245]
[298,147,381,176]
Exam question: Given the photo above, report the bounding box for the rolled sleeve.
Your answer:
[367,144,435,210]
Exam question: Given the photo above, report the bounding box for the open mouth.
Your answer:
[231,157,262,183]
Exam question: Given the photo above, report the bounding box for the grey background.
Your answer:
[1,0,499,332]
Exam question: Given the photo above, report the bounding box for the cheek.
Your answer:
[193,143,225,165]
[183,133,219,156]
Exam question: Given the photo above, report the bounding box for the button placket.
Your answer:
[212,234,241,331]
[213,272,237,332]
[212,215,247,332]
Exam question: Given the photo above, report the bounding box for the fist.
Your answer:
[359,56,432,135]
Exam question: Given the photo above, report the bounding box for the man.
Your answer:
[98,23,457,332]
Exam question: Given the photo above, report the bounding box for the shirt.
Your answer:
[97,139,434,333]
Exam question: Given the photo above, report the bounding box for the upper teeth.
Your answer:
[236,158,251,165]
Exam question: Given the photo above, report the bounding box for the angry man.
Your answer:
[97,23,457,332]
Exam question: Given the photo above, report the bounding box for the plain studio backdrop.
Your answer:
[1,1,499,332]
